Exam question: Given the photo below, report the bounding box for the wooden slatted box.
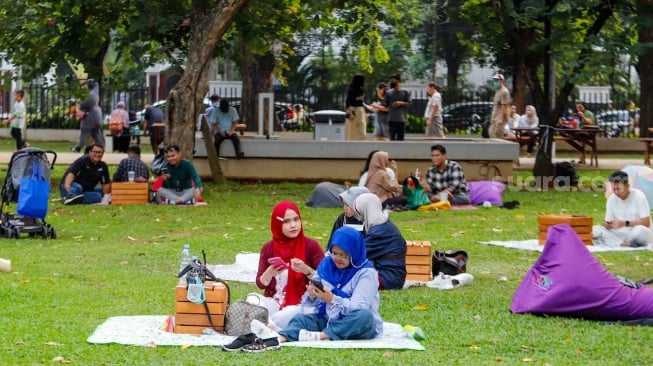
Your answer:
[538,214,593,245]
[111,182,149,205]
[406,240,432,281]
[174,281,228,334]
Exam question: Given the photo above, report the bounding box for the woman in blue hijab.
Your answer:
[278,226,383,343]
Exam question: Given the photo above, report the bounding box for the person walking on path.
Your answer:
[2,90,27,150]
[489,73,511,139]
[72,79,104,152]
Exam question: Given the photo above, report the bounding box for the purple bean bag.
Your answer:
[510,224,653,321]
[468,181,505,206]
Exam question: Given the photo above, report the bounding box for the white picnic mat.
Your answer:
[477,239,647,252]
[208,253,259,283]
[87,315,424,350]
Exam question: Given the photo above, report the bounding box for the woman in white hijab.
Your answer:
[517,105,539,154]
[353,193,406,290]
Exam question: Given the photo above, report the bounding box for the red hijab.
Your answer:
[270,201,307,307]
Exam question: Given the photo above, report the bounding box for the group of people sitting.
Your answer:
[224,195,405,352]
[59,143,202,206]
[354,145,472,210]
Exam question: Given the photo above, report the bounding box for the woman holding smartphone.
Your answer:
[239,226,382,352]
[250,201,325,329]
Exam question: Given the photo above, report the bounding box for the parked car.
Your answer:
[595,110,634,137]
[441,101,493,133]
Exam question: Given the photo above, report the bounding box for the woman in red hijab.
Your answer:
[251,201,324,329]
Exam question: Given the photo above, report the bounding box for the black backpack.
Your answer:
[554,161,579,188]
[432,250,468,276]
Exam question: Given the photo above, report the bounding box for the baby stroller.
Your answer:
[0,147,57,239]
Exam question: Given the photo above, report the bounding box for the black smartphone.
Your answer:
[161,167,169,175]
[310,278,324,292]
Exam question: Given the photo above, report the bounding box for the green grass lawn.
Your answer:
[2,164,653,365]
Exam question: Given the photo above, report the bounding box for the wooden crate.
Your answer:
[538,214,593,245]
[405,240,432,281]
[174,281,228,334]
[111,182,149,205]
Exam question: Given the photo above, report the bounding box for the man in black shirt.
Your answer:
[60,144,111,205]
[142,104,165,154]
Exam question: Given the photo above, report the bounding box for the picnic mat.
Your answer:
[87,315,425,350]
[477,239,647,252]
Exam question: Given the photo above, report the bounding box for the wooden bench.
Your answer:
[639,138,653,165]
[111,182,149,205]
[553,127,604,167]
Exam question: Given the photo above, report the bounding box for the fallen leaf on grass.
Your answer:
[451,231,465,237]
[45,341,61,346]
[495,356,505,362]
[120,261,129,265]
[412,303,429,310]
[127,236,137,241]
[20,279,31,284]
[574,348,583,354]
[244,227,253,231]
[474,314,482,320]
[382,351,394,357]
[52,356,72,363]
[145,341,157,348]
[492,227,503,233]
[521,345,530,349]
[181,344,192,349]
[73,235,83,239]
[469,344,479,350]
[522,358,533,362]
[15,340,25,345]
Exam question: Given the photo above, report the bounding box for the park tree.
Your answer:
[460,0,638,124]
[636,0,653,136]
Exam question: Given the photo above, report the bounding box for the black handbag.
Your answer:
[432,250,468,276]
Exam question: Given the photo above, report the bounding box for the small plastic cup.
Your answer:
[128,171,135,182]
[439,192,448,202]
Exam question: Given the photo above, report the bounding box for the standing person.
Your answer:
[60,144,111,205]
[424,82,444,138]
[142,104,165,154]
[489,73,510,139]
[156,144,203,205]
[209,99,244,158]
[72,79,104,152]
[592,170,653,248]
[353,193,407,290]
[368,82,389,141]
[251,201,325,329]
[345,74,367,140]
[2,90,27,150]
[418,144,471,206]
[112,146,150,183]
[385,75,411,141]
[109,101,131,152]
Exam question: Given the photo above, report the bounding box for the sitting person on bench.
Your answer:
[517,105,539,154]
[156,144,202,205]
[60,143,111,205]
[209,99,244,159]
[112,146,149,183]
[418,144,471,205]
[593,170,653,248]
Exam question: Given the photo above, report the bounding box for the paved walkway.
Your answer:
[0,150,641,172]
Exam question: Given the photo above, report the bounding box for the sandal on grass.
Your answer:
[241,337,280,353]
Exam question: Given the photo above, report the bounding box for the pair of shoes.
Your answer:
[241,337,280,353]
[298,329,321,342]
[236,151,245,159]
[63,194,84,205]
[222,332,257,352]
[500,200,520,209]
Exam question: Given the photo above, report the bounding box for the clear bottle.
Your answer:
[179,244,192,280]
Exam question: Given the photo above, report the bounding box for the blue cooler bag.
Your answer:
[17,161,50,219]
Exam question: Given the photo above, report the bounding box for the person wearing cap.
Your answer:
[385,75,411,141]
[112,145,150,183]
[424,82,444,138]
[327,186,370,245]
[489,73,511,139]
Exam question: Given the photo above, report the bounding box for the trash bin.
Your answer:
[313,110,347,141]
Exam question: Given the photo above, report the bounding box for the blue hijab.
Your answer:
[317,226,374,298]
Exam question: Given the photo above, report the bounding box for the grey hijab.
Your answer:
[354,193,388,232]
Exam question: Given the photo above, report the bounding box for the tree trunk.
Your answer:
[166,0,247,181]
[239,41,276,133]
[637,0,653,137]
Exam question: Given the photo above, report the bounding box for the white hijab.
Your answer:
[353,193,388,232]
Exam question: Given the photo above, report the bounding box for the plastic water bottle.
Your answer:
[179,244,192,277]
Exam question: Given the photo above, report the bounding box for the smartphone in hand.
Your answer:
[267,256,289,270]
[310,278,325,292]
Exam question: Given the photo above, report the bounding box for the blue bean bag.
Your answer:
[510,224,653,322]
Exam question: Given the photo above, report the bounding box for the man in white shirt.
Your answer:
[592,170,653,248]
[424,82,444,138]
